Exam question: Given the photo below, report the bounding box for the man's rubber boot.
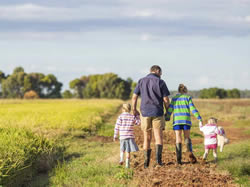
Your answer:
[144,149,152,168]
[185,138,197,164]
[176,143,182,165]
[156,144,163,166]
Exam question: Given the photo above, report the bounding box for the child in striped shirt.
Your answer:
[113,103,140,168]
[199,117,223,163]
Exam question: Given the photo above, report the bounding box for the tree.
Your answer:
[62,90,73,99]
[40,74,62,98]
[130,81,137,98]
[69,78,86,98]
[13,66,24,74]
[0,71,6,97]
[1,68,26,98]
[0,71,5,83]
[200,87,227,99]
[227,88,240,98]
[70,73,132,100]
[1,67,62,98]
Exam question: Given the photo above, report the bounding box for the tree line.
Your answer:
[0,67,62,99]
[0,67,249,99]
[0,67,135,100]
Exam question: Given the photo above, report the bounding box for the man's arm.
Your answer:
[132,93,140,116]
[163,96,170,113]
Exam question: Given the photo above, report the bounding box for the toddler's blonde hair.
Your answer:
[122,103,131,112]
[208,117,218,124]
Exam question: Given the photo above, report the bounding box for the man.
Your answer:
[132,65,170,168]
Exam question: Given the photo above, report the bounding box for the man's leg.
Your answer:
[154,128,163,165]
[143,130,152,168]
[175,130,182,164]
[153,116,165,166]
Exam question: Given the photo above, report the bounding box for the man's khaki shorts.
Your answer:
[141,115,165,131]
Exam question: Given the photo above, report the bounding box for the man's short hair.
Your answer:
[150,65,162,73]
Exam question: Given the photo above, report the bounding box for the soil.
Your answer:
[129,123,241,187]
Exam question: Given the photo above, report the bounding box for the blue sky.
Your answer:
[0,0,250,90]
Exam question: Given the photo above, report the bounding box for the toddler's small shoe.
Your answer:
[119,161,123,165]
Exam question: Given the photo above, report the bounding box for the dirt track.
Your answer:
[130,125,237,186]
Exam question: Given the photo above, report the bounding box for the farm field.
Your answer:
[0,99,123,186]
[0,99,250,186]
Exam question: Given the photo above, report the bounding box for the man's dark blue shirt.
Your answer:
[134,73,170,117]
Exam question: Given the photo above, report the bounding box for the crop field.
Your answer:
[0,99,123,186]
[0,99,123,131]
[0,99,249,187]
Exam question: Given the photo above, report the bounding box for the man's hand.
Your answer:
[133,109,140,116]
[113,137,118,142]
[164,113,170,121]
[132,94,139,116]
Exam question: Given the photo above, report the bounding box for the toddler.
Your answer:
[114,103,140,168]
[199,117,223,163]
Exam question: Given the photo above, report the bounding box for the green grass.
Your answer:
[49,136,132,186]
[217,141,250,186]
[0,99,123,186]
[0,128,64,187]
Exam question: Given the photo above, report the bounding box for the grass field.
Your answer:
[0,99,123,131]
[0,99,249,186]
[0,99,123,186]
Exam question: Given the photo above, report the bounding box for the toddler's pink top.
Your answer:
[199,123,223,146]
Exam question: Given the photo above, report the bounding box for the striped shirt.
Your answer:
[114,112,140,140]
[199,123,223,146]
[166,94,202,126]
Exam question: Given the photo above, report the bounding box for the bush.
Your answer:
[24,90,39,99]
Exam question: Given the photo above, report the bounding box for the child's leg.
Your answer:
[203,149,209,160]
[120,151,124,164]
[213,149,218,162]
[125,152,130,168]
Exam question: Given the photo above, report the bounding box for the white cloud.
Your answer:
[245,16,250,23]
[134,10,154,17]
[0,3,122,21]
[140,34,152,41]
[0,4,72,21]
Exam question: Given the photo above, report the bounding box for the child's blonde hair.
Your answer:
[208,117,218,124]
[122,103,131,112]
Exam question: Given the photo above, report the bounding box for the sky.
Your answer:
[0,0,250,91]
